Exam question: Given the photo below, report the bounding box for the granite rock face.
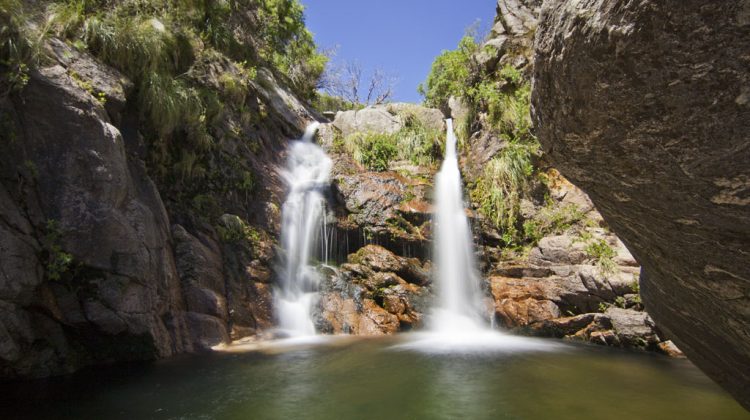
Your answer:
[533,0,750,408]
[0,34,313,378]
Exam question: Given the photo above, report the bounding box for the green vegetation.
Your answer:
[470,141,537,245]
[312,92,362,113]
[216,215,261,245]
[255,0,327,100]
[467,66,537,245]
[0,0,47,95]
[335,111,445,172]
[584,238,617,274]
[417,35,478,111]
[420,31,542,246]
[395,111,445,166]
[340,132,397,171]
[45,0,325,176]
[522,201,585,246]
[43,219,73,281]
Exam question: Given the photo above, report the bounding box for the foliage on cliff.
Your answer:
[1,0,327,229]
[0,0,44,95]
[420,33,540,245]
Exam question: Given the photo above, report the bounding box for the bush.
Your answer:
[522,201,585,245]
[357,132,397,171]
[418,35,478,110]
[216,215,260,244]
[585,238,617,274]
[1,0,46,94]
[313,92,362,113]
[256,0,327,100]
[394,111,444,166]
[43,219,73,281]
[471,141,536,244]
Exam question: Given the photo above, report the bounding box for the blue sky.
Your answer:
[302,1,497,103]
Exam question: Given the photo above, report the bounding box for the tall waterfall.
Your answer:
[431,118,486,332]
[276,122,331,337]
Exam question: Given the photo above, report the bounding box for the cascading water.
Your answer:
[276,122,331,337]
[396,119,556,353]
[430,118,487,332]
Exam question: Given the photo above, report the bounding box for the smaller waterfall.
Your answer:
[276,122,331,337]
[431,118,486,332]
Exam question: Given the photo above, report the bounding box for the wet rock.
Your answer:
[349,245,430,286]
[334,170,408,227]
[604,307,660,349]
[657,341,685,358]
[533,0,750,406]
[316,294,399,335]
[185,312,230,351]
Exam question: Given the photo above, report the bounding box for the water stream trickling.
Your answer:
[276,122,331,337]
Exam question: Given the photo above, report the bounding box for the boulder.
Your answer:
[385,103,445,132]
[533,0,750,407]
[0,61,191,378]
[528,234,589,266]
[448,95,470,124]
[349,245,430,286]
[333,107,402,138]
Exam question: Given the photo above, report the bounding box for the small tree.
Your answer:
[321,59,397,106]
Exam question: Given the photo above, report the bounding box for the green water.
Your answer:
[1,335,747,419]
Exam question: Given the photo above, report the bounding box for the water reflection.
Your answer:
[0,337,747,420]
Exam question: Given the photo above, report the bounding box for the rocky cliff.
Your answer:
[533,0,750,408]
[0,1,319,378]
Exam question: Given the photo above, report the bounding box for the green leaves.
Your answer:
[419,35,478,109]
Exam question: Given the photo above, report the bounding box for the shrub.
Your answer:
[418,35,478,110]
[471,141,536,244]
[394,111,444,166]
[256,0,327,100]
[585,238,617,274]
[41,0,329,196]
[358,132,397,171]
[217,216,259,244]
[43,219,73,281]
[313,92,362,113]
[1,0,46,94]
[522,201,585,245]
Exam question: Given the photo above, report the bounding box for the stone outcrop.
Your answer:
[0,34,312,378]
[329,103,445,140]
[533,0,750,408]
[316,245,430,333]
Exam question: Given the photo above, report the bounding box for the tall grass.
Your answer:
[393,111,444,166]
[472,140,537,244]
[1,0,48,94]
[334,111,445,171]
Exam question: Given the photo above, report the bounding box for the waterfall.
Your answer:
[276,122,331,337]
[430,118,487,332]
[393,119,558,353]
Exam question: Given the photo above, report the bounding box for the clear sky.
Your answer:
[302,1,498,103]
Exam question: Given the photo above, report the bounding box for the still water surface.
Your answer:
[2,335,748,419]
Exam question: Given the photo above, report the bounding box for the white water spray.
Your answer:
[276,122,331,337]
[430,118,486,332]
[394,119,558,353]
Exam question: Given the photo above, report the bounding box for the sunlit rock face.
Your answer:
[533,0,750,408]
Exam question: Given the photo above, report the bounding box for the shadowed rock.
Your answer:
[533,0,750,408]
